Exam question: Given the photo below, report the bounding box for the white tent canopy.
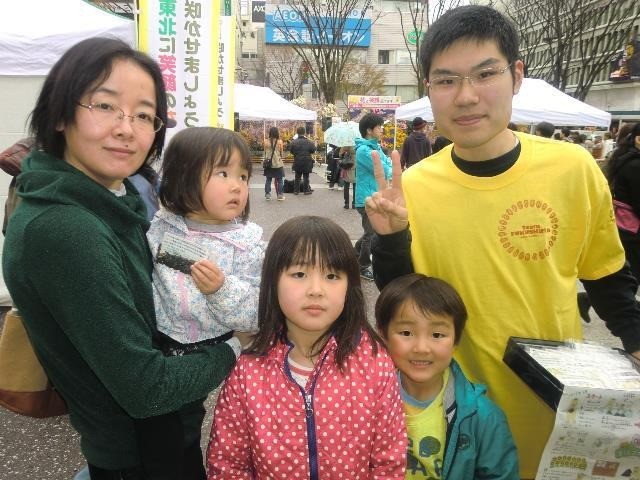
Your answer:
[234,84,317,121]
[0,0,135,75]
[395,78,611,128]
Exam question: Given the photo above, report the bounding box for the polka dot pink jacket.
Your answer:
[207,332,407,479]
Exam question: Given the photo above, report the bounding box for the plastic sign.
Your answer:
[265,5,371,47]
[407,30,423,45]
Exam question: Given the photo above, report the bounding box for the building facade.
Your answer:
[497,0,640,125]
[236,0,425,109]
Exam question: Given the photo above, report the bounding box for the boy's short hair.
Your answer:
[375,273,467,345]
[296,126,306,136]
[359,113,384,138]
[419,5,520,83]
[535,121,555,138]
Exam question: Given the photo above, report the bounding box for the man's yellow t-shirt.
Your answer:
[402,133,624,479]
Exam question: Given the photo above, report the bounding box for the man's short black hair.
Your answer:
[296,126,306,136]
[535,121,555,138]
[359,113,384,138]
[420,5,520,84]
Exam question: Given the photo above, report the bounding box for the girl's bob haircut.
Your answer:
[159,127,252,222]
[248,216,382,367]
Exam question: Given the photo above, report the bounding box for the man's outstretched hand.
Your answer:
[365,150,408,235]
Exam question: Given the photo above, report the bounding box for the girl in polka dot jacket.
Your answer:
[207,216,408,479]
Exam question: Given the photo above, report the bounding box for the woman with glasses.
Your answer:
[2,38,247,480]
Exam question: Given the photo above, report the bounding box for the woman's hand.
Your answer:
[365,150,408,235]
[190,259,225,294]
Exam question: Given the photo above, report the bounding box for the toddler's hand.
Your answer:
[190,259,224,294]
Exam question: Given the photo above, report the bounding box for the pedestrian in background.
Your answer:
[534,121,555,138]
[400,116,432,170]
[262,126,285,201]
[431,136,452,154]
[339,145,356,209]
[606,122,640,280]
[326,143,342,190]
[355,113,391,281]
[289,126,316,195]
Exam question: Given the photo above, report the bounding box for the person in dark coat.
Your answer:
[326,144,341,189]
[289,126,316,195]
[400,117,432,170]
[578,122,640,322]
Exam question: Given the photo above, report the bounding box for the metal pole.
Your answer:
[134,0,139,49]
[393,117,397,150]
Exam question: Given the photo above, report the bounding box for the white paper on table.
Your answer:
[535,385,640,479]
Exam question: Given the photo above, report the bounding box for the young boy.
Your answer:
[376,273,518,479]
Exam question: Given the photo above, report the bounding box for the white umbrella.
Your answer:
[324,121,362,147]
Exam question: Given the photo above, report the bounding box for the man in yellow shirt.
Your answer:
[365,5,640,479]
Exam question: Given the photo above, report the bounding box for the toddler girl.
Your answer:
[140,127,263,476]
[207,215,407,479]
[149,126,263,354]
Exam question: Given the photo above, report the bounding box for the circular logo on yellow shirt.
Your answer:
[497,199,558,261]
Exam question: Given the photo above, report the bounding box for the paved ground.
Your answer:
[0,167,622,479]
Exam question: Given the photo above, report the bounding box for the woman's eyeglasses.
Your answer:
[77,102,163,133]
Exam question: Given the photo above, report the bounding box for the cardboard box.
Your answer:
[503,337,640,411]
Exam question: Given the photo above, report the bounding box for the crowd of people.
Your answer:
[1,4,640,480]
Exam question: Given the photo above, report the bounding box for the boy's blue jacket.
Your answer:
[354,136,391,207]
[439,360,519,479]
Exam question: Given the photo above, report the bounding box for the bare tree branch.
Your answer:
[267,0,380,103]
[396,0,463,98]
[339,54,387,99]
[502,0,640,100]
[265,47,305,99]
[91,0,134,18]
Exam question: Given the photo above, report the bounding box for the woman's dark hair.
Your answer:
[248,216,382,368]
[29,37,167,163]
[420,5,519,84]
[268,126,279,150]
[432,136,452,154]
[606,122,640,186]
[375,274,468,345]
[159,127,252,222]
[268,126,279,140]
[358,113,384,137]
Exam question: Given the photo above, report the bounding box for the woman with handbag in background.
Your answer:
[607,122,640,280]
[2,37,250,480]
[263,126,285,201]
[578,123,640,323]
[339,146,356,209]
